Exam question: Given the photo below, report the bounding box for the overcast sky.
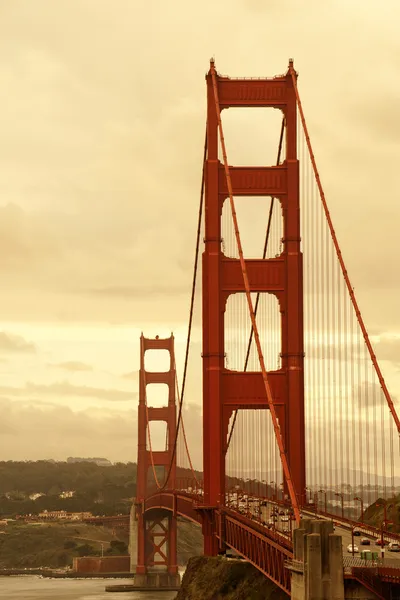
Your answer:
[0,0,400,465]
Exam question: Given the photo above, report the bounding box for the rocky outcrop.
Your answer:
[175,556,286,600]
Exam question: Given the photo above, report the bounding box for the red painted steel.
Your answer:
[143,491,400,596]
[218,511,292,594]
[135,334,178,577]
[143,491,292,595]
[210,61,301,523]
[134,61,400,595]
[202,60,306,551]
[143,491,203,526]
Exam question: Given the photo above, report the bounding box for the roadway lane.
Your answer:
[227,502,400,568]
[255,500,400,563]
[298,507,400,562]
[335,525,400,563]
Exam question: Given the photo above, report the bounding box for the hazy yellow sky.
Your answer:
[0,0,400,463]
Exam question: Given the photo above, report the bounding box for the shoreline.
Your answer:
[0,568,132,579]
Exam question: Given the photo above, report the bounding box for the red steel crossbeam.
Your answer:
[202,59,305,551]
[143,491,204,526]
[146,519,169,566]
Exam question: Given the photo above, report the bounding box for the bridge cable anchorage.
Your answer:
[226,116,285,451]
[144,130,207,491]
[289,65,400,435]
[210,63,301,524]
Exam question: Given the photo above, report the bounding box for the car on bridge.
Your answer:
[388,542,400,552]
[360,537,370,545]
[375,538,388,546]
[353,528,361,536]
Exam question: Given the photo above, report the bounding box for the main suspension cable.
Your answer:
[143,369,163,489]
[289,65,400,435]
[147,130,207,491]
[210,62,301,523]
[226,117,285,451]
[174,363,201,487]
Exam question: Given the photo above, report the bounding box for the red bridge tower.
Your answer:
[202,62,305,554]
[134,334,180,588]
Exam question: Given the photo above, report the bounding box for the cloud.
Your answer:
[83,283,188,300]
[374,337,400,369]
[0,398,138,461]
[48,361,93,372]
[121,371,138,381]
[352,381,392,410]
[0,398,203,466]
[0,0,399,463]
[0,381,134,403]
[0,331,35,354]
[0,0,396,329]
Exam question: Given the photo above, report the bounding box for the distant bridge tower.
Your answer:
[133,334,180,588]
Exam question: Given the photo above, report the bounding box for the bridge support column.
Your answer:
[168,514,178,576]
[131,334,180,589]
[202,62,306,541]
[289,519,344,600]
[202,515,219,556]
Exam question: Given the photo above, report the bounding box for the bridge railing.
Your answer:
[343,555,400,571]
[215,508,293,594]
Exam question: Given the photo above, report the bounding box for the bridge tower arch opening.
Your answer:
[134,334,180,588]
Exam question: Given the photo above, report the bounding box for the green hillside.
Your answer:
[0,461,136,517]
[363,495,400,532]
[0,461,203,568]
[0,521,128,569]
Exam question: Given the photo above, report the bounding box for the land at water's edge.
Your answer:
[175,556,287,600]
[0,519,203,570]
[0,521,129,569]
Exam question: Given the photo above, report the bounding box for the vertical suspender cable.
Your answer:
[152,130,207,491]
[290,66,400,435]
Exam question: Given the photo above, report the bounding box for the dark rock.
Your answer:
[175,556,287,600]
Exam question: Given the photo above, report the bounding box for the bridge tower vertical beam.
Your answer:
[202,70,224,556]
[283,69,305,504]
[135,334,179,583]
[202,62,305,544]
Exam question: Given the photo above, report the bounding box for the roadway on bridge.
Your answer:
[335,525,400,562]
[257,502,400,564]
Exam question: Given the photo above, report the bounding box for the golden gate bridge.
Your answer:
[133,60,400,599]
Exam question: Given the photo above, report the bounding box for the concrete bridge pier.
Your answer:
[129,502,137,573]
[129,504,180,590]
[290,518,344,600]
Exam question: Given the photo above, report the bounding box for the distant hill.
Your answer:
[67,457,112,467]
[363,495,400,533]
[0,461,136,518]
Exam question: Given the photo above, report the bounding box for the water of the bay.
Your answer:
[0,577,177,599]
